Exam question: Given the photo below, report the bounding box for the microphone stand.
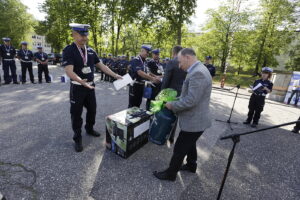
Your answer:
[216,120,300,200]
[215,85,240,130]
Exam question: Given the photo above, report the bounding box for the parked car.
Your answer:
[48,53,62,65]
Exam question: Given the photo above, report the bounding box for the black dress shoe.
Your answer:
[243,120,251,124]
[74,140,83,152]
[4,82,10,85]
[291,128,299,134]
[153,171,176,182]
[22,82,26,84]
[13,82,19,84]
[180,164,197,173]
[32,82,36,84]
[251,123,257,128]
[86,130,101,137]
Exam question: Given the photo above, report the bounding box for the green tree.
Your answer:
[0,0,34,47]
[204,0,249,73]
[149,0,197,45]
[252,0,296,74]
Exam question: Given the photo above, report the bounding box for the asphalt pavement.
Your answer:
[0,64,299,200]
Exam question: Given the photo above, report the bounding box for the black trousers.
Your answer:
[38,64,50,82]
[100,71,104,80]
[2,60,17,83]
[287,90,300,105]
[246,94,265,124]
[146,83,161,110]
[167,130,203,176]
[169,118,178,141]
[128,83,144,108]
[21,62,34,83]
[70,84,97,142]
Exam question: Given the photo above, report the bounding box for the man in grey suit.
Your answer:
[161,45,187,143]
[153,48,212,181]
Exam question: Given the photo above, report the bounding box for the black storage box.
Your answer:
[105,107,152,158]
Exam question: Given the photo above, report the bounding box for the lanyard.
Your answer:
[23,49,28,56]
[40,52,44,59]
[138,55,146,72]
[76,44,88,66]
[5,45,10,52]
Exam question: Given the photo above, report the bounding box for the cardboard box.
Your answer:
[106,107,152,158]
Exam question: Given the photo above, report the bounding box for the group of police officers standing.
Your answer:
[0,37,51,85]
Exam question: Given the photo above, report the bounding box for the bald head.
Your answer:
[178,48,198,71]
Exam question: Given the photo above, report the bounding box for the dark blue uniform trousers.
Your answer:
[70,84,96,142]
[2,60,17,83]
[247,94,265,124]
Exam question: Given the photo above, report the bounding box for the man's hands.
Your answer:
[114,74,123,80]
[165,102,172,110]
[150,76,161,84]
[81,79,95,89]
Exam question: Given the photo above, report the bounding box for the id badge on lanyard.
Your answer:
[24,50,28,59]
[41,53,45,61]
[5,46,11,56]
[77,45,91,74]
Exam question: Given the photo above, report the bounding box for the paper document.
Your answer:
[252,83,263,91]
[113,74,133,90]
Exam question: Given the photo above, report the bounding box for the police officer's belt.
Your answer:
[3,59,14,61]
[71,81,94,86]
[254,93,266,97]
[134,81,145,85]
[20,59,32,63]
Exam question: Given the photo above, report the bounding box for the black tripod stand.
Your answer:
[215,85,240,130]
[216,120,300,200]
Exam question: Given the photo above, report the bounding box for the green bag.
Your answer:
[150,88,178,113]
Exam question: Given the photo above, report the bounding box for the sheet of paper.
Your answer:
[133,120,150,138]
[252,83,263,91]
[113,74,133,91]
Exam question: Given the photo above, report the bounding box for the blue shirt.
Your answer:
[34,52,48,63]
[252,79,273,96]
[62,42,100,82]
[18,49,33,61]
[187,61,200,73]
[0,45,16,59]
[129,56,147,81]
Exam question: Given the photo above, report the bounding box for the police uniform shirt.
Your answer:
[147,59,163,76]
[0,45,16,59]
[204,63,216,77]
[18,49,33,61]
[129,56,147,81]
[62,42,100,82]
[102,57,107,65]
[252,79,273,96]
[34,52,48,63]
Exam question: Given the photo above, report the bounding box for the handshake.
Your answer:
[150,76,162,84]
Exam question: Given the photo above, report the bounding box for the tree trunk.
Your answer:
[177,0,184,45]
[254,13,273,74]
[115,23,122,56]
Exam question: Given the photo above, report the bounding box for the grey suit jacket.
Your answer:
[170,61,212,132]
[161,57,187,96]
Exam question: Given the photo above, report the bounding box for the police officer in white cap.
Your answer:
[17,41,35,84]
[128,45,161,108]
[0,37,18,84]
[63,23,122,152]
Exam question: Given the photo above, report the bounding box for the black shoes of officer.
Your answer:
[180,164,197,173]
[153,170,176,182]
[243,120,251,125]
[13,82,19,84]
[74,140,83,152]
[86,130,101,137]
[251,123,258,128]
[291,128,299,134]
